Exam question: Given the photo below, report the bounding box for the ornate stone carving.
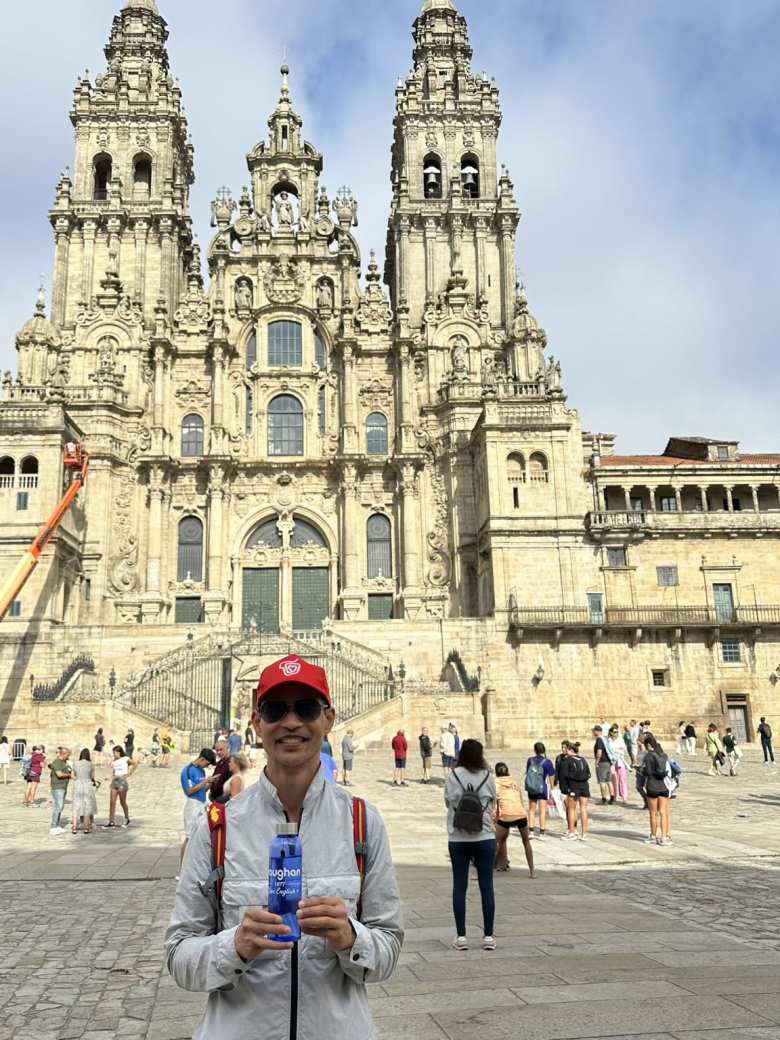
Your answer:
[424,450,451,589]
[359,379,392,410]
[234,277,253,312]
[107,477,141,597]
[355,252,392,335]
[174,379,211,407]
[264,257,306,304]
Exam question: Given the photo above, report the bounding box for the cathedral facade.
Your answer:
[1,0,779,747]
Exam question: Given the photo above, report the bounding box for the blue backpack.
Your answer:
[525,759,546,797]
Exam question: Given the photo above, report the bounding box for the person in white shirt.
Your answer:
[0,736,10,785]
[101,745,139,829]
[440,726,456,777]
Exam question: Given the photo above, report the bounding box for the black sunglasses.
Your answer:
[259,698,328,725]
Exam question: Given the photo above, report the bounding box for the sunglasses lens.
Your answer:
[260,701,288,724]
[294,699,323,722]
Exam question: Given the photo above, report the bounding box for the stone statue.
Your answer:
[275,191,294,228]
[298,210,311,234]
[317,281,334,310]
[106,240,120,279]
[450,336,469,378]
[234,279,253,311]
[547,356,562,390]
[257,211,271,234]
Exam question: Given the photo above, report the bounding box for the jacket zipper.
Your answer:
[283,808,302,1040]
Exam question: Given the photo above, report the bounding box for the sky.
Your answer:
[0,0,779,453]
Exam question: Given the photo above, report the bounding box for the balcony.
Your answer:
[586,508,780,537]
[507,602,780,640]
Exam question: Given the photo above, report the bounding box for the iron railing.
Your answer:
[33,654,95,701]
[508,603,780,629]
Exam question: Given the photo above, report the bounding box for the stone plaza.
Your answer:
[1,744,780,1040]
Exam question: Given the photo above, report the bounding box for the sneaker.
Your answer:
[643,837,657,844]
[601,797,607,805]
[538,830,546,840]
[400,782,407,787]
[656,836,663,845]
[101,821,116,829]
[122,818,131,827]
[529,832,536,840]
[49,827,64,835]
[452,936,468,951]
[483,936,497,951]
[663,836,674,846]
[562,831,578,840]
[578,833,588,841]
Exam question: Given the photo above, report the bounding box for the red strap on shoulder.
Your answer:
[207,801,227,903]
[352,795,367,879]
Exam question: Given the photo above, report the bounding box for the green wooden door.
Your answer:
[292,568,329,632]
[242,569,279,632]
[713,583,735,623]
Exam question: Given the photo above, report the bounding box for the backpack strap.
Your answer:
[352,796,368,920]
[201,801,227,929]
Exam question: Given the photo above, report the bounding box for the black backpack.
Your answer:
[647,752,668,780]
[569,756,590,782]
[452,770,489,833]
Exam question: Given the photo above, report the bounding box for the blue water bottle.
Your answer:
[267,823,302,943]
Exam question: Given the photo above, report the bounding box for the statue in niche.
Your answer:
[234,278,253,311]
[317,280,334,310]
[257,211,271,234]
[275,191,295,228]
[450,336,469,379]
[106,240,120,279]
[298,210,311,234]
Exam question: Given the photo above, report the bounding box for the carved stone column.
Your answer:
[133,219,149,304]
[340,464,365,620]
[342,345,358,452]
[424,217,437,301]
[398,216,410,304]
[700,486,709,512]
[400,464,423,620]
[81,220,97,302]
[140,466,169,623]
[159,216,174,313]
[203,467,228,623]
[52,220,71,325]
[751,486,760,513]
[474,216,488,300]
[674,488,682,513]
[499,217,516,327]
[725,486,734,512]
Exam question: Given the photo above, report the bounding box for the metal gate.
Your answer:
[292,567,329,631]
[243,568,280,633]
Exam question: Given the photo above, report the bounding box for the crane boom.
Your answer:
[0,444,90,621]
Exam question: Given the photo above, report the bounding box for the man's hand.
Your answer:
[297,897,355,951]
[234,908,294,960]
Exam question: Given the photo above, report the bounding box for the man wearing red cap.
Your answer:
[166,655,403,1040]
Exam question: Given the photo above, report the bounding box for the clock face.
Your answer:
[234,217,253,238]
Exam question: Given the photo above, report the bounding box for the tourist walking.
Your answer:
[160,731,174,768]
[208,738,231,801]
[166,654,403,1040]
[723,728,741,775]
[49,747,74,835]
[23,745,46,806]
[684,722,697,755]
[418,727,433,783]
[341,729,356,786]
[0,735,10,785]
[93,727,106,766]
[71,749,98,833]
[606,725,629,802]
[124,729,135,758]
[102,745,139,828]
[758,717,774,763]
[244,723,254,751]
[444,738,497,950]
[705,724,727,776]
[440,726,456,777]
[223,753,250,800]
[557,742,591,840]
[525,741,555,838]
[592,726,613,804]
[179,748,217,865]
[391,730,408,786]
[633,733,649,808]
[150,728,161,766]
[227,729,243,755]
[493,762,535,877]
[641,734,673,845]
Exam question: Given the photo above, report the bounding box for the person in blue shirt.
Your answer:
[227,729,243,755]
[525,742,556,839]
[180,749,217,870]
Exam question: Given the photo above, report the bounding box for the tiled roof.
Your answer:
[599,454,780,468]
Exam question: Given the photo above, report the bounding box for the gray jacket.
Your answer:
[165,768,403,1040]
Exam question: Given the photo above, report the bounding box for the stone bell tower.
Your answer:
[48,0,194,331]
[385,0,521,355]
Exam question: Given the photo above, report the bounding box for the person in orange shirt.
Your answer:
[493,763,535,877]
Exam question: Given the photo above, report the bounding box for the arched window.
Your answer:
[507,452,525,509]
[291,518,327,549]
[247,517,283,549]
[461,154,480,199]
[367,514,392,579]
[93,154,112,201]
[268,321,303,367]
[315,334,327,370]
[133,155,152,197]
[268,394,304,456]
[246,330,257,367]
[367,413,389,455]
[529,452,549,483]
[177,516,203,582]
[181,414,204,457]
[0,457,14,489]
[20,456,39,488]
[423,153,443,199]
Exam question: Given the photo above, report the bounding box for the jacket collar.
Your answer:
[257,763,327,818]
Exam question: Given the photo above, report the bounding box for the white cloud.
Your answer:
[0,0,778,453]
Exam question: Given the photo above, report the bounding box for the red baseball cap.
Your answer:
[255,655,332,707]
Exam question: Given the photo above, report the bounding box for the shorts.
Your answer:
[183,797,204,836]
[343,759,353,772]
[441,754,455,768]
[394,758,407,769]
[646,788,670,799]
[422,756,432,767]
[596,761,612,784]
[496,818,528,832]
[565,782,590,799]
[527,793,546,802]
[111,778,129,793]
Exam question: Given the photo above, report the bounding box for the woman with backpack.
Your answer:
[705,724,727,777]
[444,739,497,951]
[493,763,535,877]
[641,734,674,845]
[525,742,556,839]
[557,741,591,840]
[23,745,46,806]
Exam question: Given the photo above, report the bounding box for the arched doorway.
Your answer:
[240,514,333,633]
